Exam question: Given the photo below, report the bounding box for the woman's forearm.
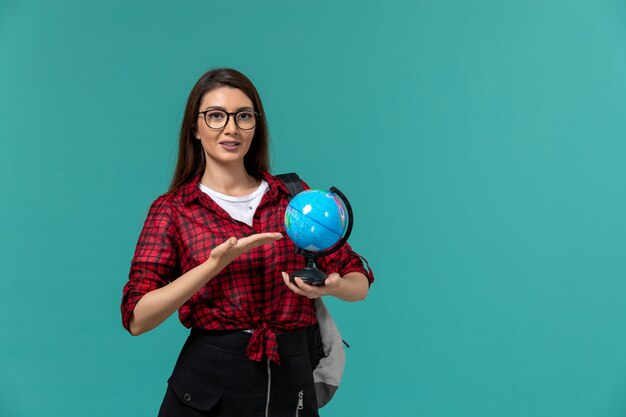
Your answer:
[129,259,218,335]
[330,272,369,302]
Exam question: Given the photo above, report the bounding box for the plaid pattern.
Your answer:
[121,172,374,364]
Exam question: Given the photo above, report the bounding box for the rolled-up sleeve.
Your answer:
[121,198,179,332]
[316,242,374,285]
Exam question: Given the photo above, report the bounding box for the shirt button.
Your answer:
[184,393,192,402]
[249,206,253,210]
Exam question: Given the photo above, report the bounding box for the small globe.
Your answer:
[284,189,348,252]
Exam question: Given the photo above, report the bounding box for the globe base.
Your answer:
[289,266,327,286]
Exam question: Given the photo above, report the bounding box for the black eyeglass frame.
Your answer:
[198,109,261,130]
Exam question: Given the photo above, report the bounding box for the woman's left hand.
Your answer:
[281,272,342,299]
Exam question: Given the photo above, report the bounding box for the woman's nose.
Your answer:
[223,115,239,133]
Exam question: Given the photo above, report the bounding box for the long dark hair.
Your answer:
[169,68,270,192]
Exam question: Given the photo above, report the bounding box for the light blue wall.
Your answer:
[2,1,626,416]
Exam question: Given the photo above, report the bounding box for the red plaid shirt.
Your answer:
[121,172,374,363]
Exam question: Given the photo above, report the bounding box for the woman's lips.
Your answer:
[219,141,241,151]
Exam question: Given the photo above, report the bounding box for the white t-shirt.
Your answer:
[198,180,269,227]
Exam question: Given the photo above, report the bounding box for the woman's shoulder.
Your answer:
[143,193,177,222]
[146,179,198,216]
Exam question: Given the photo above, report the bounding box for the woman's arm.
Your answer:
[130,233,283,335]
[281,271,369,302]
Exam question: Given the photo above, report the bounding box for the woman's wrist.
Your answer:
[199,257,221,283]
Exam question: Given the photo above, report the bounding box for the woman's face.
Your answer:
[195,86,256,169]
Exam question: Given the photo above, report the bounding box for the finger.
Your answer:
[294,277,313,290]
[247,232,283,241]
[237,233,283,250]
[324,276,339,286]
[323,273,341,286]
[284,274,317,298]
[210,236,238,256]
[281,272,307,296]
[282,271,292,286]
[215,236,237,247]
[294,277,323,298]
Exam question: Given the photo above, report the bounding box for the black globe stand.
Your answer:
[290,252,328,286]
[289,186,354,286]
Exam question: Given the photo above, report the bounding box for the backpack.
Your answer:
[276,173,347,409]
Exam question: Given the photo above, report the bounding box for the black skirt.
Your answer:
[157,327,319,417]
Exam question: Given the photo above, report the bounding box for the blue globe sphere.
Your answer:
[284,189,349,252]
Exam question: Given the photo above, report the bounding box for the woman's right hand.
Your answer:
[209,232,283,270]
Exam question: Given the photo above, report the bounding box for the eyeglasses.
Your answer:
[198,109,259,130]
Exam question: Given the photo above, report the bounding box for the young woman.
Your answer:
[121,68,374,417]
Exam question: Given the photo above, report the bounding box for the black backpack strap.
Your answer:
[275,172,305,199]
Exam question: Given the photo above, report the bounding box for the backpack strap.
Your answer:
[276,172,305,199]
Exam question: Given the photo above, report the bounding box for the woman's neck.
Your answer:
[200,161,261,196]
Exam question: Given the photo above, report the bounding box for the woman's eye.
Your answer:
[238,112,253,120]
[208,112,225,120]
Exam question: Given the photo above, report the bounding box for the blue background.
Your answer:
[2,1,626,416]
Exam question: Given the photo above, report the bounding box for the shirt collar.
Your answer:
[176,172,292,206]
